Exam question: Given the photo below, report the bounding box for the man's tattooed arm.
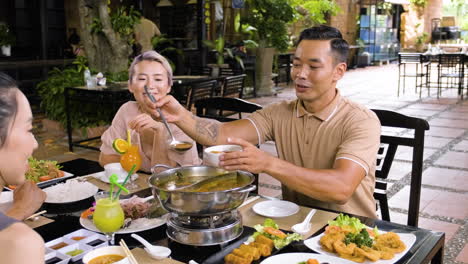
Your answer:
[193,114,222,146]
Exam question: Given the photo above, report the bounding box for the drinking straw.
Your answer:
[109,174,129,201]
[109,176,114,201]
[127,129,131,145]
[115,164,136,198]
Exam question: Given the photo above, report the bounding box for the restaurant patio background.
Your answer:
[32,63,468,264]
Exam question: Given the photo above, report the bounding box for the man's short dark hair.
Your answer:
[296,25,349,64]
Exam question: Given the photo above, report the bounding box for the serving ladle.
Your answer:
[143,85,193,152]
[167,171,238,191]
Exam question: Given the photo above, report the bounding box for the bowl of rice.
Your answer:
[44,179,99,204]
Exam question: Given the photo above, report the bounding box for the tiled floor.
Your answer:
[32,63,468,263]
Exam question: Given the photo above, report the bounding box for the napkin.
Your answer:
[24,216,54,229]
[131,248,184,264]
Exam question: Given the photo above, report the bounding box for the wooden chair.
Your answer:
[371,109,430,227]
[221,74,247,99]
[195,97,263,193]
[185,79,217,111]
[189,66,212,76]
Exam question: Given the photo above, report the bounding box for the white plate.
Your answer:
[260,252,355,264]
[44,180,99,204]
[252,200,300,218]
[90,171,138,184]
[4,171,74,191]
[80,214,167,234]
[304,230,417,264]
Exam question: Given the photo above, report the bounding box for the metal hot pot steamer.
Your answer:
[148,165,256,246]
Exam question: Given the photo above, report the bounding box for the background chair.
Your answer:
[275,53,292,86]
[397,53,430,97]
[189,66,212,76]
[185,79,217,111]
[437,53,465,99]
[371,109,430,227]
[221,74,247,99]
[195,97,263,193]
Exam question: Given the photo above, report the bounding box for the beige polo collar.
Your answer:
[296,89,342,121]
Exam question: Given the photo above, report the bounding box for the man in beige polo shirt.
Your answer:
[152,25,381,218]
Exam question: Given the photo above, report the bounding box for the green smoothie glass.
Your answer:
[93,191,125,245]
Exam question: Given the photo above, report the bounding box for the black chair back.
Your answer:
[437,54,465,98]
[221,74,247,99]
[190,66,212,76]
[372,109,430,227]
[186,80,217,111]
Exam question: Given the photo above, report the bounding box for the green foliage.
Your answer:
[90,6,140,44]
[203,36,246,70]
[416,32,428,45]
[290,0,340,26]
[110,6,141,38]
[410,0,427,8]
[37,57,129,129]
[90,18,103,34]
[0,24,15,46]
[242,0,294,51]
[151,34,184,71]
[72,56,88,73]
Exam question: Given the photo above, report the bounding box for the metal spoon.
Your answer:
[291,209,317,235]
[143,85,193,152]
[170,171,238,191]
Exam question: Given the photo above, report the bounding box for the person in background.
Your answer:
[99,51,200,172]
[150,25,381,218]
[134,16,161,53]
[0,72,46,264]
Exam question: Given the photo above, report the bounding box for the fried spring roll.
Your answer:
[232,248,253,262]
[250,242,272,257]
[255,235,274,251]
[239,244,261,260]
[224,253,251,264]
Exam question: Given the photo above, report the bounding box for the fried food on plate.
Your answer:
[319,214,406,262]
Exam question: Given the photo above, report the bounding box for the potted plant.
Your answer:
[151,34,184,72]
[415,32,428,52]
[0,24,15,56]
[203,36,248,76]
[37,56,128,138]
[242,0,294,95]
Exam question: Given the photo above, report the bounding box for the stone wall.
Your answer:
[424,0,443,39]
[329,0,359,45]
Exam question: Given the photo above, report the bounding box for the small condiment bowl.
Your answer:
[203,145,243,167]
[82,246,129,264]
[104,163,127,182]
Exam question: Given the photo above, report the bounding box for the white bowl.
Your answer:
[0,191,13,212]
[203,145,243,167]
[104,163,128,182]
[82,246,129,264]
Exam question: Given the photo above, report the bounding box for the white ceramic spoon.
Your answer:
[131,233,171,260]
[291,209,317,234]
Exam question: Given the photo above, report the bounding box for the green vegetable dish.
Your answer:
[247,218,302,249]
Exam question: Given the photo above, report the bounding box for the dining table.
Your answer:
[31,158,445,264]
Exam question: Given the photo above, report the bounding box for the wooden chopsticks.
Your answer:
[119,239,139,264]
[24,210,47,221]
